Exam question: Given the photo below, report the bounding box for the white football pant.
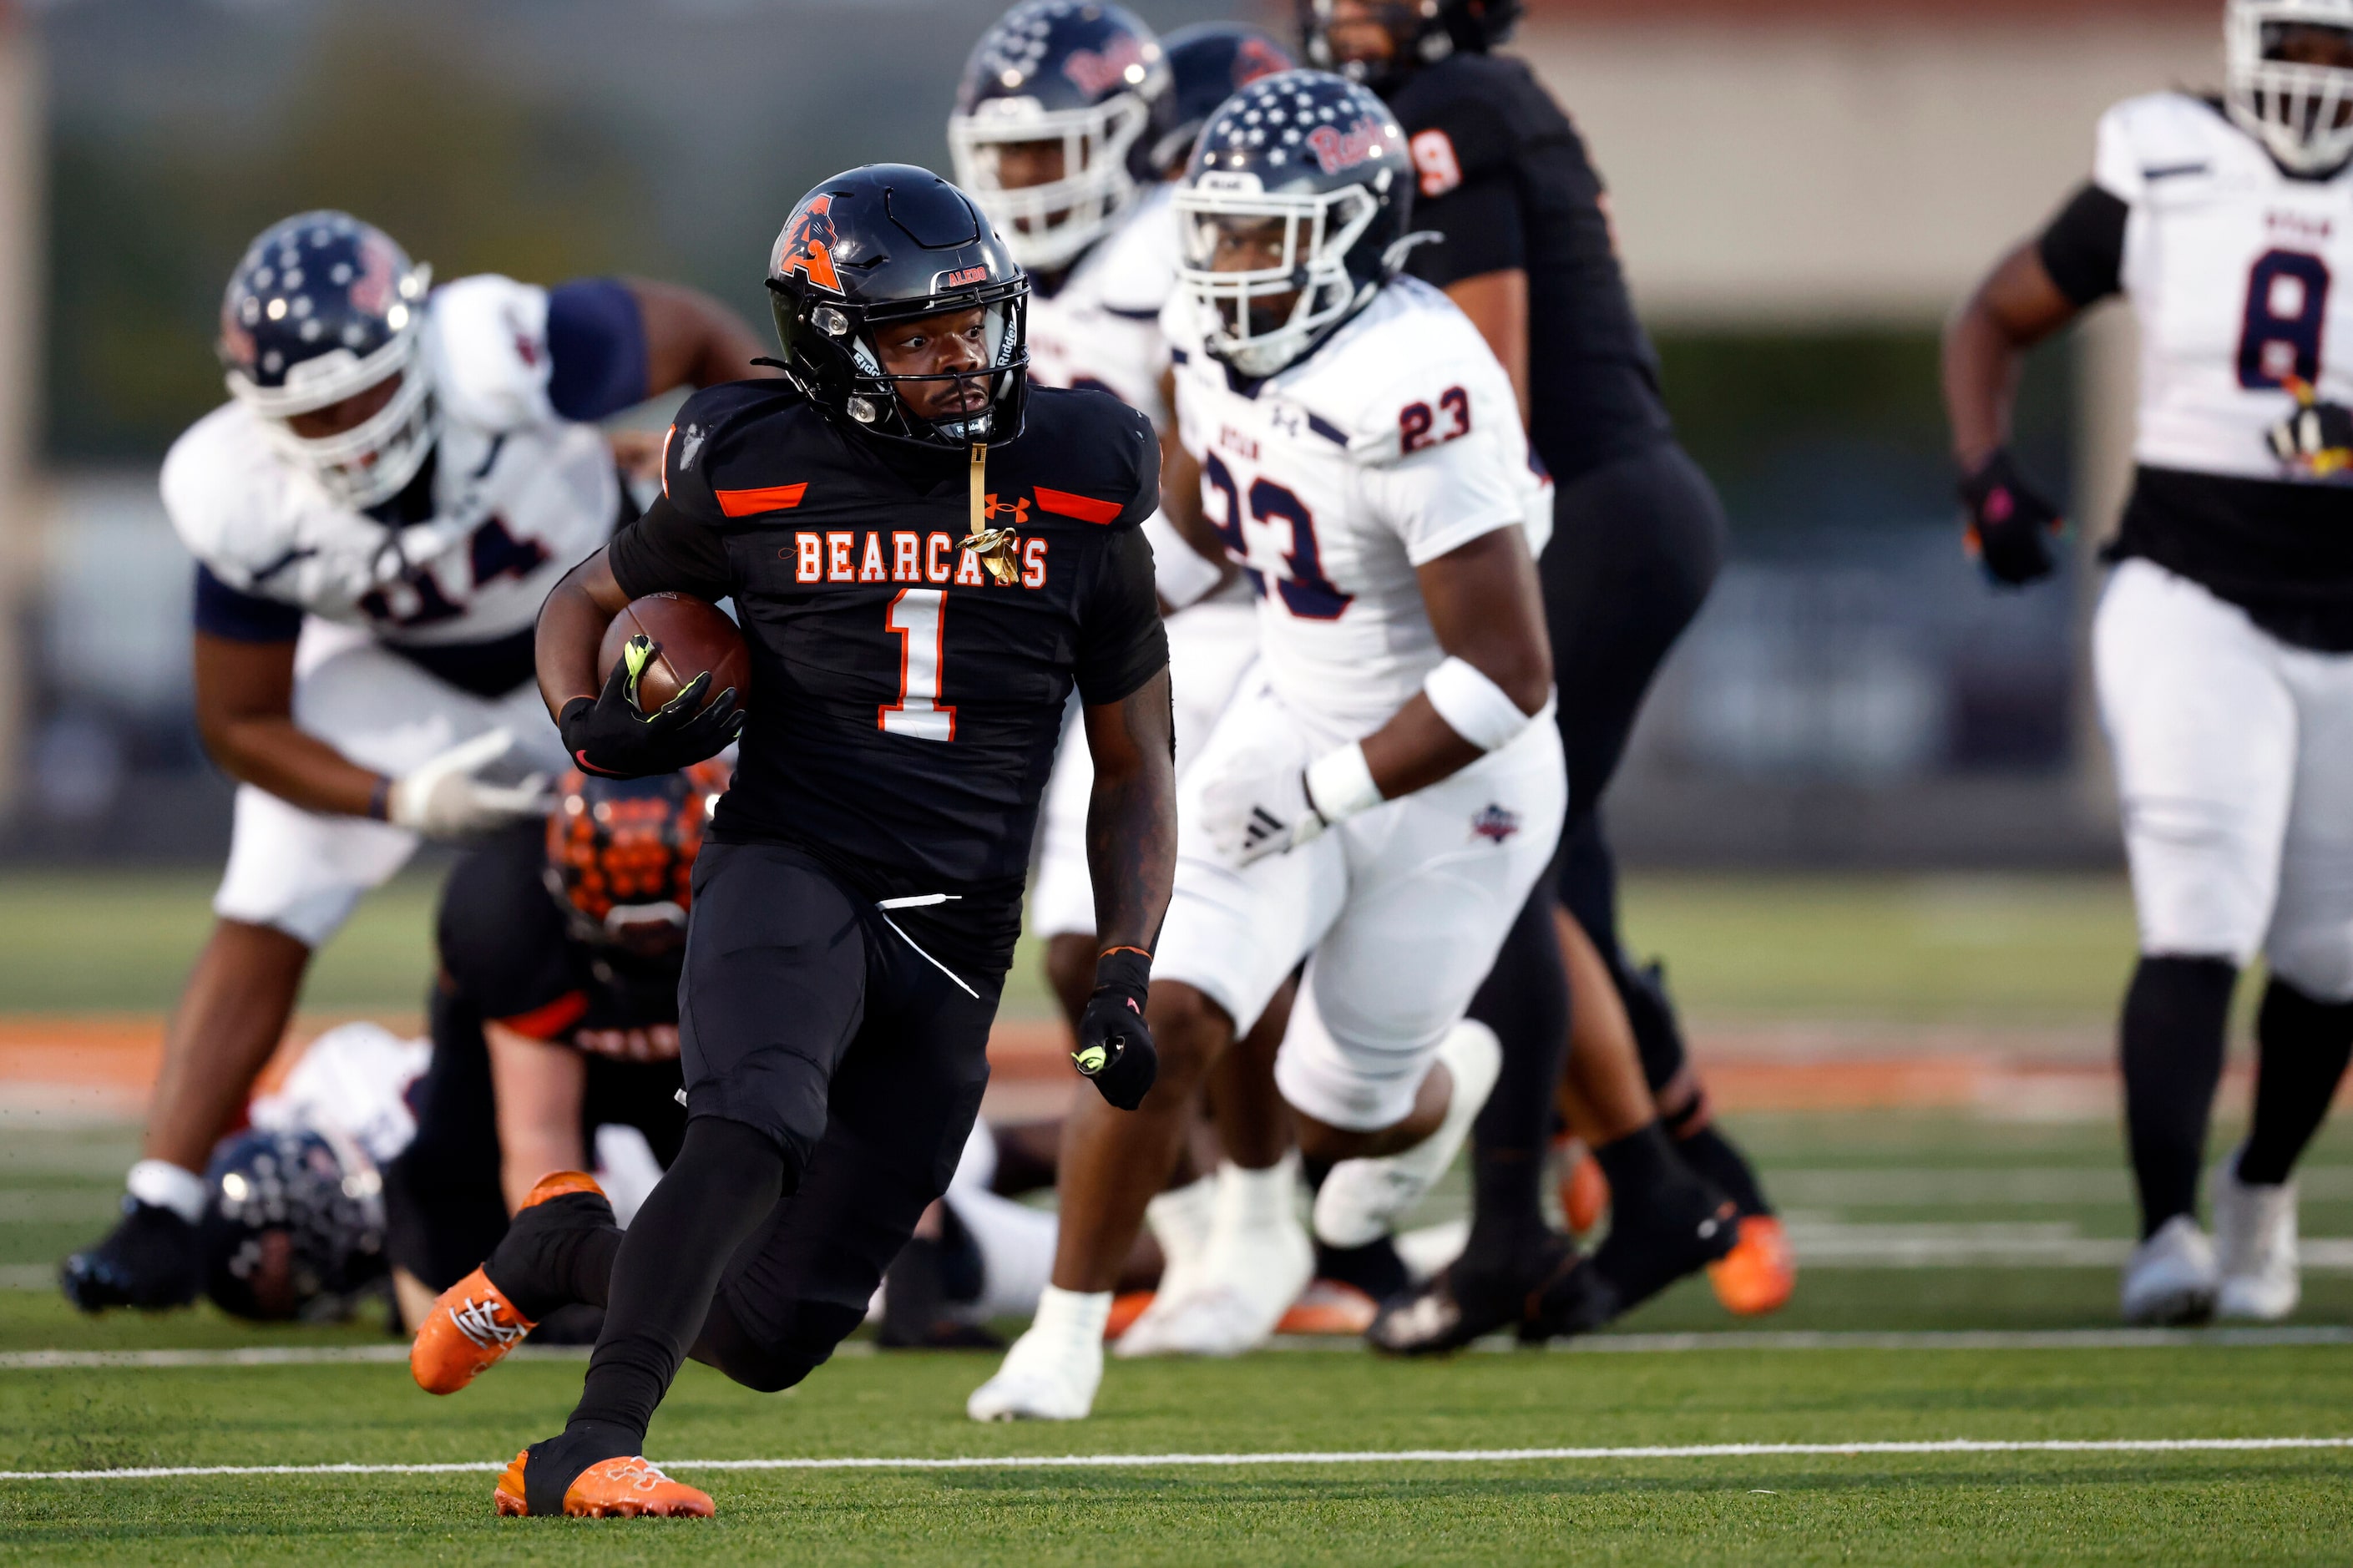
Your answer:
[213,620,565,948]
[1154,675,1566,1131]
[2095,558,2353,1000]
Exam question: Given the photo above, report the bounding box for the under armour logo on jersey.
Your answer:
[984,493,1030,526]
[446,1294,526,1350]
[1470,804,1521,843]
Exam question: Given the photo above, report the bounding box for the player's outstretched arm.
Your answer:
[195,632,385,817]
[1070,667,1178,1110]
[624,278,776,394]
[1942,240,2080,587]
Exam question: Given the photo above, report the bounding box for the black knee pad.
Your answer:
[700,1287,860,1395]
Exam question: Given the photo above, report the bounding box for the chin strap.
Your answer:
[963,441,1022,586]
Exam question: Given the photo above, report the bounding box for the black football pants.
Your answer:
[568,842,996,1437]
[1468,440,1726,1193]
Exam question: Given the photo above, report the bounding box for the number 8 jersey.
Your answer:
[2046,91,2353,648]
[1162,274,1552,747]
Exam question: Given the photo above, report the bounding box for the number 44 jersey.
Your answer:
[608,380,1167,973]
[1162,275,1553,749]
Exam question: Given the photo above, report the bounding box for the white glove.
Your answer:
[1198,749,1326,868]
[385,729,551,840]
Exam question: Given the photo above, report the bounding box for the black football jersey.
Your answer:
[1389,54,1672,483]
[606,382,1167,971]
[437,826,681,1047]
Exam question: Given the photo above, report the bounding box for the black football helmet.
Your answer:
[1299,0,1522,91]
[544,760,729,955]
[765,164,1030,451]
[1151,23,1300,177]
[217,210,436,508]
[948,1,1173,273]
[200,1126,387,1322]
[1176,70,1414,377]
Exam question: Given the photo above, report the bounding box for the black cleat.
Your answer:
[60,1199,202,1313]
[1551,1176,1739,1336]
[1368,1232,1601,1355]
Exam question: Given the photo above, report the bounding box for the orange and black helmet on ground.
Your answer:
[544,760,731,951]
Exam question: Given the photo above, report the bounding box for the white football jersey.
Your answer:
[1164,276,1553,746]
[1026,184,1179,431]
[2102,92,2353,480]
[161,274,620,646]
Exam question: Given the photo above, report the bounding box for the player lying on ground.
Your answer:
[1944,0,2353,1325]
[62,211,770,1313]
[408,164,1176,1520]
[1292,0,1788,1353]
[952,0,1332,1358]
[967,70,1571,1422]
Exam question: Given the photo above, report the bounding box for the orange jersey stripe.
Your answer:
[716,483,809,518]
[497,991,590,1042]
[1031,485,1122,524]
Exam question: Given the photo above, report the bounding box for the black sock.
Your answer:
[2120,955,2238,1238]
[487,1193,624,1322]
[1672,1125,1769,1217]
[2239,978,2353,1186]
[1591,1120,1682,1218]
[521,1420,642,1515]
[1465,888,1570,1255]
[565,1117,787,1445]
[877,1237,944,1349]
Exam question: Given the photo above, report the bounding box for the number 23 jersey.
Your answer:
[607,382,1166,968]
[1162,276,1552,747]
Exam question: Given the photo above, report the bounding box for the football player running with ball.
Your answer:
[952,2,1318,1357]
[969,71,1568,1423]
[1946,0,2353,1324]
[61,213,768,1313]
[423,165,1175,1520]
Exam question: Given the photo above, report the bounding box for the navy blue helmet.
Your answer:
[949,1,1173,272]
[1176,70,1414,377]
[1299,0,1524,91]
[217,210,436,508]
[1150,23,1299,177]
[200,1126,387,1322]
[766,164,1030,451]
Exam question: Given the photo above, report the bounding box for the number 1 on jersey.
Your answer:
[880,588,956,741]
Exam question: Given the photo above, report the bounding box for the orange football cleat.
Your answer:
[494,1449,714,1519]
[1105,1290,1156,1340]
[411,1171,605,1395]
[1708,1214,1797,1317]
[1554,1136,1611,1236]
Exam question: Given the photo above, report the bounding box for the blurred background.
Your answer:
[0,0,2218,868]
[8,0,2348,1328]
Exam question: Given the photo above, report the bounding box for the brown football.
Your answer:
[597,593,750,716]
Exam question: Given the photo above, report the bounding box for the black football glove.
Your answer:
[1072,947,1157,1111]
[2267,375,2353,476]
[1957,448,2063,589]
[558,634,743,781]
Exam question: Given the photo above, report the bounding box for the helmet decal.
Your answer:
[1308,116,1389,174]
[774,195,844,294]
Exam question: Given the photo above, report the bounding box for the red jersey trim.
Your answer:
[716,483,809,518]
[1031,485,1122,524]
[496,991,590,1041]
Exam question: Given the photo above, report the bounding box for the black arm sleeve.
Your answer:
[1408,172,1527,289]
[605,495,733,603]
[1075,527,1170,706]
[2037,182,2128,307]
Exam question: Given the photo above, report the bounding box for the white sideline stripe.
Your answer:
[5,1436,2351,1483]
[7,1325,2353,1371]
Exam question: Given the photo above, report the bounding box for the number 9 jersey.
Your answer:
[1161,273,1552,747]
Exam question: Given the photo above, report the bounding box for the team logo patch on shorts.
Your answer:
[1470,804,1521,843]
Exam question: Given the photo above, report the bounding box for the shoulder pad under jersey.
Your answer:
[1092,186,1182,319]
[423,274,559,434]
[1010,385,1161,530]
[1285,279,1516,468]
[2094,92,2246,203]
[660,379,813,524]
[159,402,316,596]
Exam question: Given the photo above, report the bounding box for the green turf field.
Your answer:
[6,1112,2352,1563]
[0,867,2148,1023]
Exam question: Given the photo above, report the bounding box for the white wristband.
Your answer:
[1423,655,1540,753]
[1303,741,1382,828]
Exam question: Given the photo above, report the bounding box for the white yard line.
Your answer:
[5,1435,2350,1483]
[6,1325,2350,1373]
